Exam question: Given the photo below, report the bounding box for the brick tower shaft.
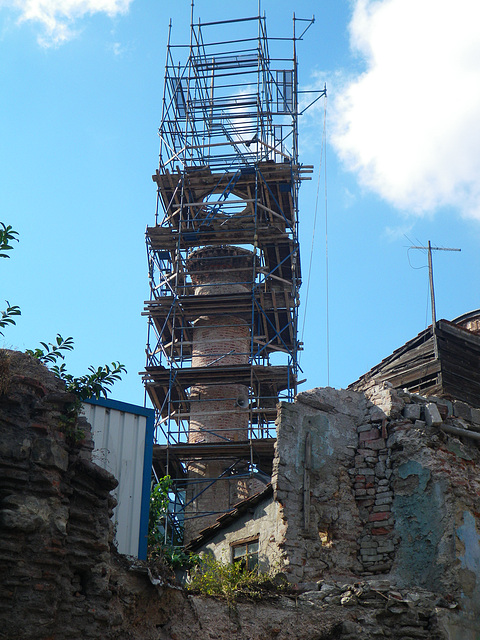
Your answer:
[185,246,261,540]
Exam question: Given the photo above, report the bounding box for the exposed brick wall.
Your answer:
[184,245,261,541]
[192,316,250,366]
[189,383,249,443]
[354,420,396,573]
[186,245,255,289]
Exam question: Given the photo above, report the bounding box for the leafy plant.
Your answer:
[186,555,286,602]
[151,544,201,571]
[147,475,200,569]
[26,334,74,364]
[26,334,126,401]
[148,475,172,548]
[53,361,126,401]
[26,334,126,444]
[166,546,201,570]
[1,301,21,336]
[0,223,21,334]
[0,223,18,259]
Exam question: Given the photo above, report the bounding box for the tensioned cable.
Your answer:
[300,95,328,383]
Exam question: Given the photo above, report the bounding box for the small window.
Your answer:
[231,537,259,571]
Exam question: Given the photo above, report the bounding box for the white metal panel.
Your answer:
[82,400,153,558]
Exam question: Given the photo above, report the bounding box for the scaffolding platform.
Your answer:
[152,439,276,480]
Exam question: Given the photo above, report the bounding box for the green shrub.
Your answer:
[149,544,201,571]
[186,555,288,602]
[148,476,172,548]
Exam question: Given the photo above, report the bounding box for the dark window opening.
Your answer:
[231,537,259,570]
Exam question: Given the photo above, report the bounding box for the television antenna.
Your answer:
[410,241,461,356]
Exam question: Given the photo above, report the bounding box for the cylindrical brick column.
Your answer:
[184,246,257,540]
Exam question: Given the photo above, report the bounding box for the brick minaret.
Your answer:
[184,245,259,540]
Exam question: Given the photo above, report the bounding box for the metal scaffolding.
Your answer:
[143,10,325,543]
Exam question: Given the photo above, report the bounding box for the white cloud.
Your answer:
[331,0,480,220]
[111,41,122,55]
[0,0,132,46]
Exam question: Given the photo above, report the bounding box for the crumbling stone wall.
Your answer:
[0,350,121,638]
[272,387,365,584]
[271,381,480,637]
[358,383,480,609]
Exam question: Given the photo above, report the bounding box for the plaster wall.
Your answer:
[272,388,365,583]
[383,393,480,623]
[201,497,283,572]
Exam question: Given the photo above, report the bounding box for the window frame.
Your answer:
[230,535,259,571]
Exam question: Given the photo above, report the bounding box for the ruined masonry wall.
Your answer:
[358,382,480,614]
[272,388,364,583]
[0,350,123,639]
[271,381,480,635]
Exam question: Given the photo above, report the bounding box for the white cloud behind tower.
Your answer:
[331,0,480,220]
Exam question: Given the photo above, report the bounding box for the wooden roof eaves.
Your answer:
[349,318,480,393]
[436,318,480,349]
[185,483,274,551]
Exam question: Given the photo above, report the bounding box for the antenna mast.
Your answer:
[410,241,461,357]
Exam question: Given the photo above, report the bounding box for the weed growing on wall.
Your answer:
[186,555,290,602]
[24,334,126,444]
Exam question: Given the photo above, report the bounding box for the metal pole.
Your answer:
[410,241,461,359]
[427,240,436,330]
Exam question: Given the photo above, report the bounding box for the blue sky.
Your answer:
[1,0,479,406]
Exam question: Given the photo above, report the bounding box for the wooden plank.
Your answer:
[372,359,441,388]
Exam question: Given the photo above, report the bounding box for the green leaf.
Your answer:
[0,301,21,335]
